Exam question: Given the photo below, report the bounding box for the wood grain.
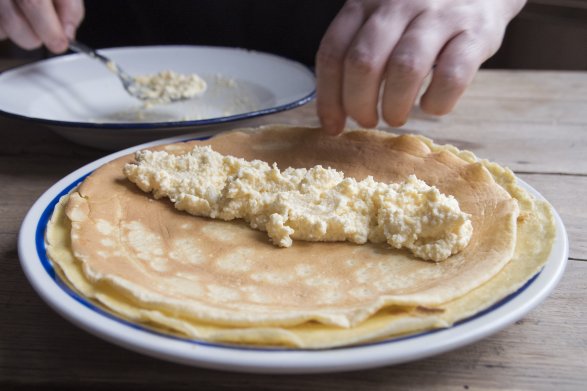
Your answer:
[0,62,585,390]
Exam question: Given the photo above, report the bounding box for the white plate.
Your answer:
[0,46,315,150]
[18,133,568,374]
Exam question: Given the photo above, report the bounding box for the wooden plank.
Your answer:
[463,70,587,101]
[399,119,587,175]
[265,80,587,175]
[4,109,587,176]
[517,174,587,260]
[1,250,582,389]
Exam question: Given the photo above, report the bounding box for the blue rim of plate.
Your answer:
[0,47,316,130]
[18,133,569,372]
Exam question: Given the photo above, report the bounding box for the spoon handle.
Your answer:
[68,40,133,82]
[69,40,109,64]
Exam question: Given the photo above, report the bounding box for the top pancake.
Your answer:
[64,126,519,328]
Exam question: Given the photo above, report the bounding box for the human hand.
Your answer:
[316,0,526,134]
[0,0,84,53]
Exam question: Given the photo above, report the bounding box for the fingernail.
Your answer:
[50,37,69,53]
[64,23,76,40]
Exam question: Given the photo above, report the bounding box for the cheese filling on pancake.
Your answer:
[123,146,473,261]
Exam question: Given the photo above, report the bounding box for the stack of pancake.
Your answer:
[46,125,555,348]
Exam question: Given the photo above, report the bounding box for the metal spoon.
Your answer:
[68,40,189,103]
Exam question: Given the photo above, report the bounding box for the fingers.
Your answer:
[16,0,69,53]
[54,0,85,40]
[342,5,410,129]
[420,32,488,116]
[0,0,84,53]
[316,1,365,135]
[316,0,522,133]
[382,14,454,127]
[0,0,42,50]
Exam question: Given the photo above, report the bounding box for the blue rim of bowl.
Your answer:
[0,47,316,130]
[33,172,543,353]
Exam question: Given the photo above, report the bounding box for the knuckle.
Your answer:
[316,46,343,70]
[366,12,390,33]
[345,48,379,76]
[387,53,427,80]
[435,66,470,91]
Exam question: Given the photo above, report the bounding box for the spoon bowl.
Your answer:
[68,40,203,103]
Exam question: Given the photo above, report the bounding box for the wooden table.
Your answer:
[1,61,585,389]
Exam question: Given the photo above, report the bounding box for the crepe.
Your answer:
[45,126,555,348]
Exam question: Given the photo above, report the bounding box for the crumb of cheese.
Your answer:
[123,146,473,261]
[132,70,207,104]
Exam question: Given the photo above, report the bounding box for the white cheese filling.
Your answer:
[132,70,207,104]
[123,146,473,261]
